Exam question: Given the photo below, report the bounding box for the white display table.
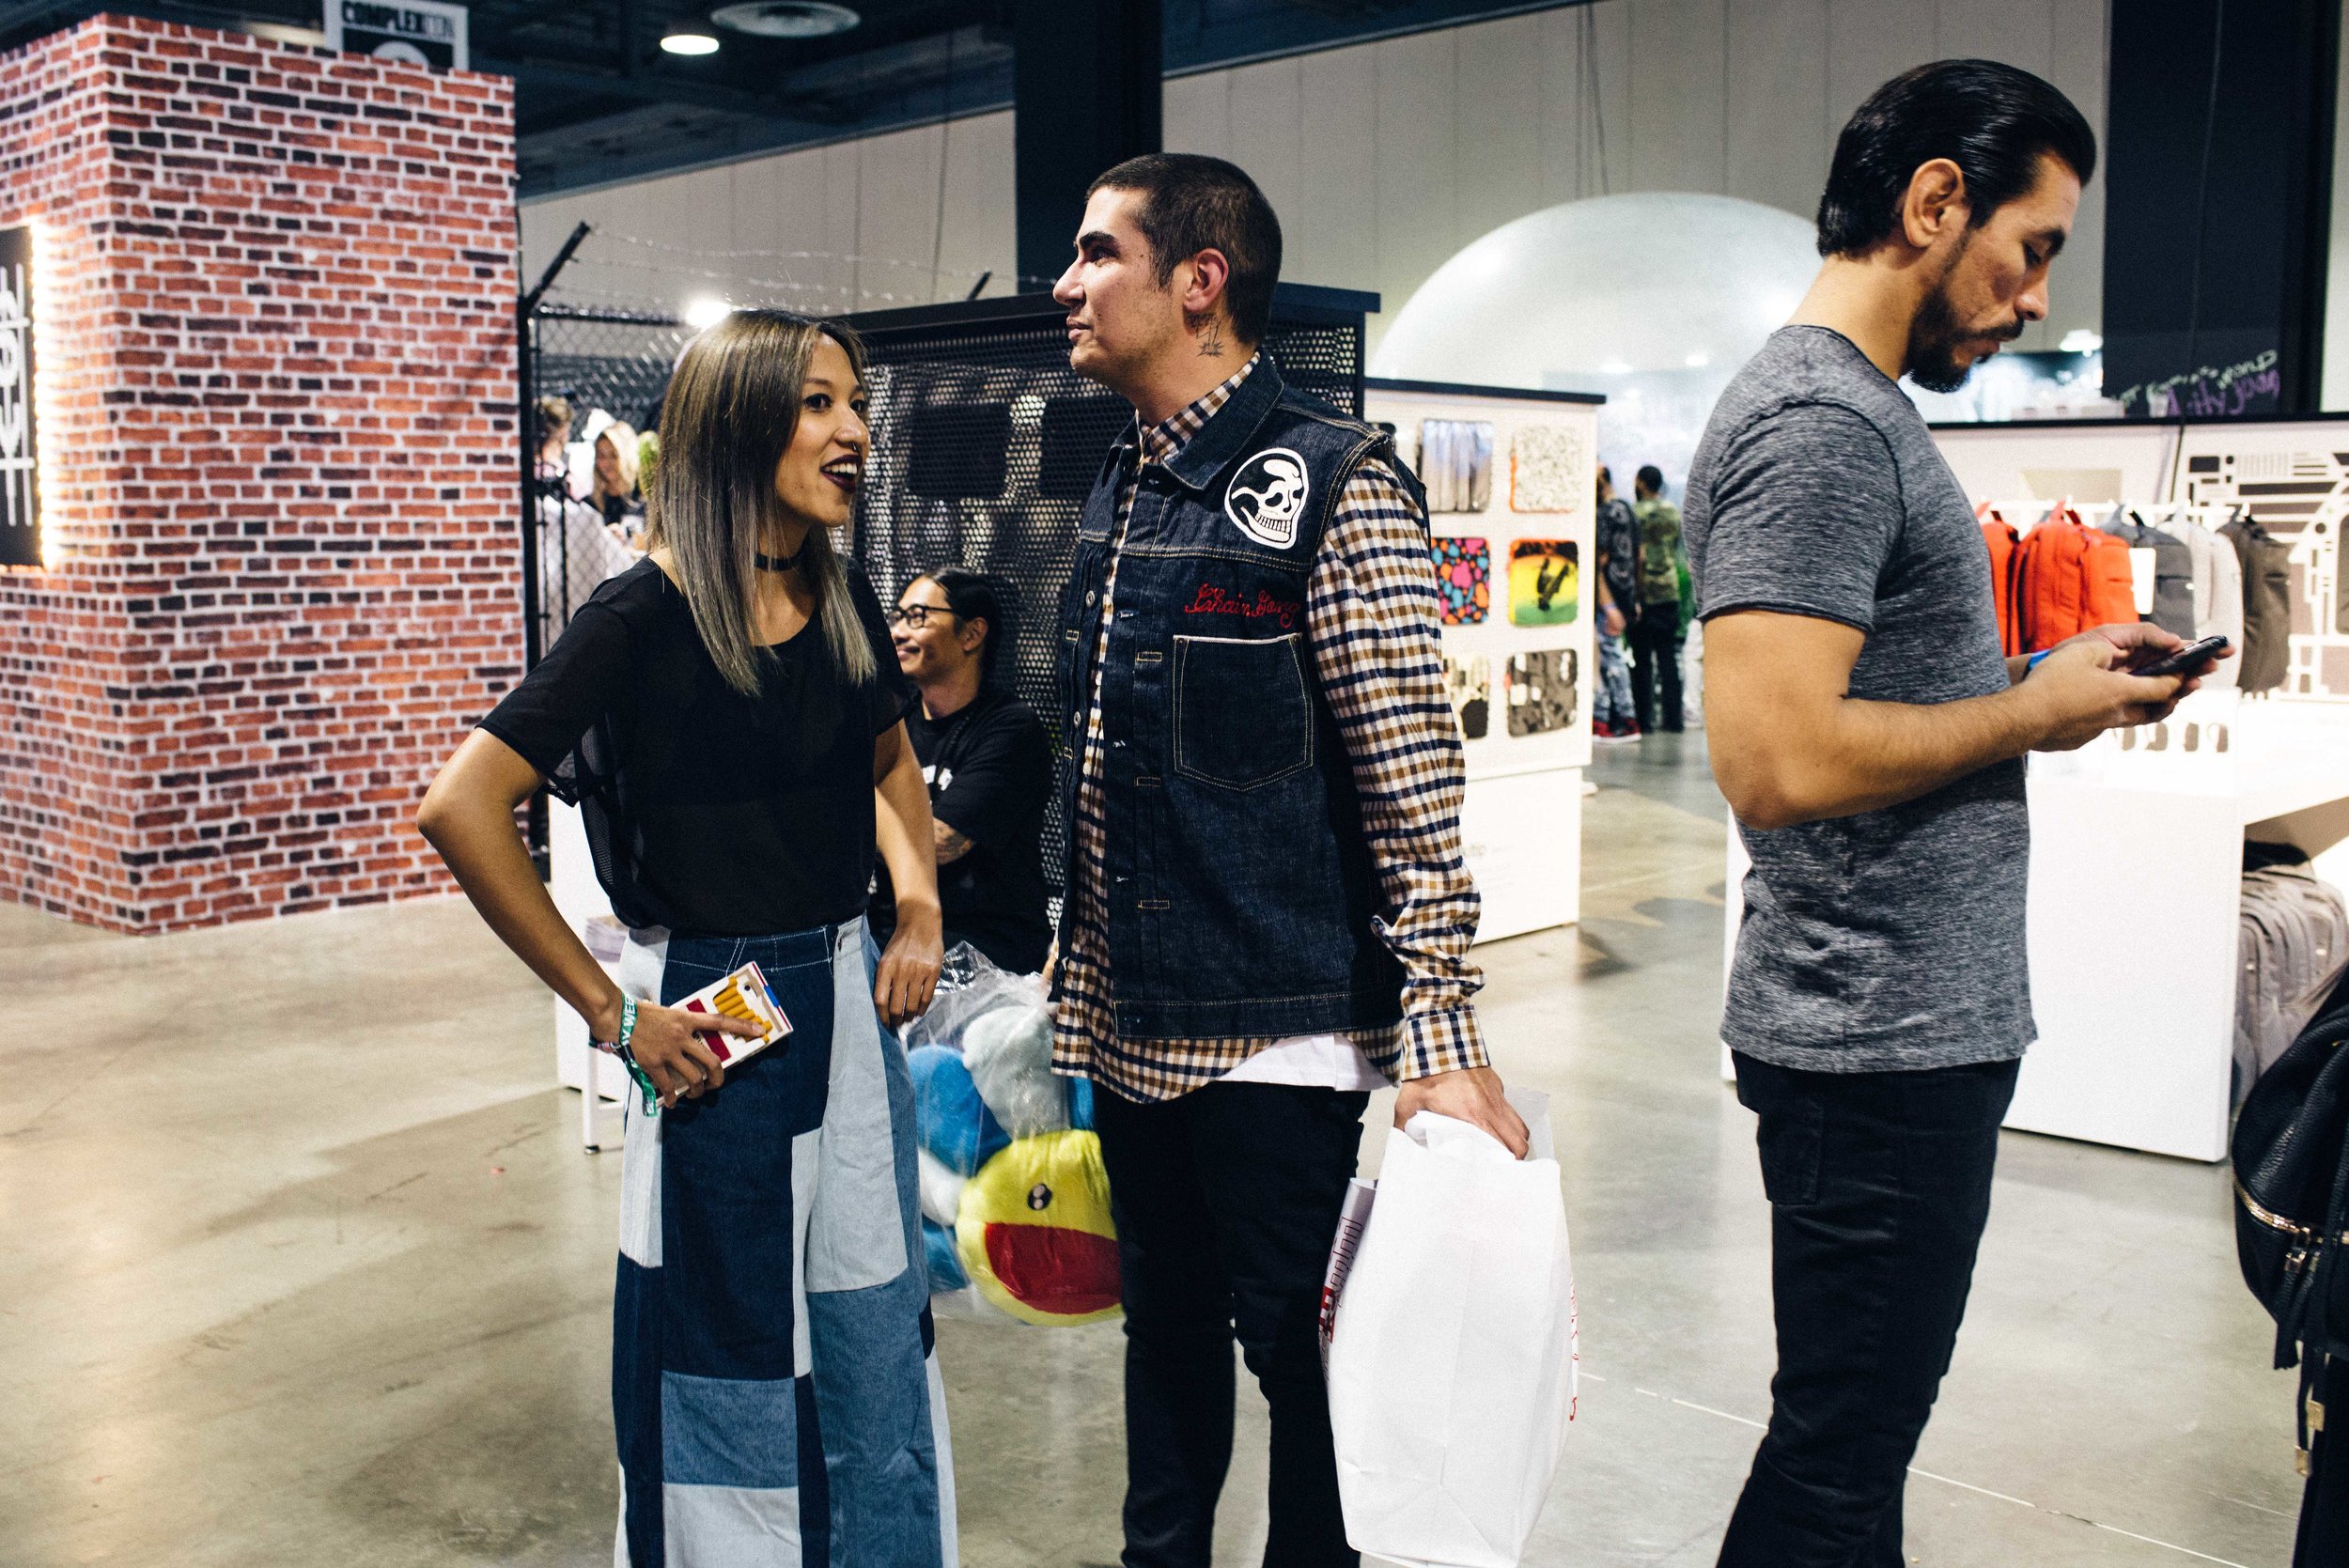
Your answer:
[1723,693,2349,1162]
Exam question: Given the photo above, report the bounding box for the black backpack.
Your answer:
[2234,970,2349,1469]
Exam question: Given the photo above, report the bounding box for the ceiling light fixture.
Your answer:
[684,297,734,329]
[660,30,721,54]
[709,1,860,38]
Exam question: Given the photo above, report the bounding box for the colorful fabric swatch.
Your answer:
[1420,420,1494,513]
[1507,648,1579,737]
[1444,653,1491,741]
[1511,424,1589,513]
[1508,539,1579,627]
[1431,536,1490,625]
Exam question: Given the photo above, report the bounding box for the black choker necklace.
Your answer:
[754,544,807,573]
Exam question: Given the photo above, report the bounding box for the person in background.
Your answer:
[1592,465,1641,742]
[1688,60,2216,1568]
[590,419,646,545]
[1630,463,1686,735]
[1052,150,1527,1568]
[420,311,955,1568]
[872,566,1054,974]
[534,393,573,493]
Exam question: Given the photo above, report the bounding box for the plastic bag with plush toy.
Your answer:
[905,942,1118,1327]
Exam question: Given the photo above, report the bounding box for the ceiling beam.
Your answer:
[479,52,845,124]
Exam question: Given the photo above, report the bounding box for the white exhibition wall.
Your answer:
[519,0,2109,357]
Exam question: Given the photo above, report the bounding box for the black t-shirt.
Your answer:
[870,685,1054,973]
[480,556,913,938]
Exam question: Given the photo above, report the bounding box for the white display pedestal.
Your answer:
[1722,693,2349,1162]
[548,799,630,1151]
[1464,766,1582,942]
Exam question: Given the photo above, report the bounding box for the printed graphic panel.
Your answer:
[1432,536,1490,625]
[1511,424,1588,513]
[1508,539,1578,627]
[1506,648,1579,737]
[1444,653,1491,741]
[1420,420,1494,514]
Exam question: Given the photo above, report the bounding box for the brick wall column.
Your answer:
[0,15,521,933]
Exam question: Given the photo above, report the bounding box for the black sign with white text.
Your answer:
[0,225,36,568]
[327,0,468,70]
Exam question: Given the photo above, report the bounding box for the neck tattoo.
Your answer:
[1197,321,1226,358]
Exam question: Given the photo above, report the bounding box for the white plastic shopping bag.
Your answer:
[1326,1091,1577,1568]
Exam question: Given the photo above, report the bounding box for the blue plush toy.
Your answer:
[910,994,1117,1325]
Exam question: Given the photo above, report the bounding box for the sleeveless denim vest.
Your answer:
[1055,357,1424,1040]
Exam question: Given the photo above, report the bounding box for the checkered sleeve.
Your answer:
[1307,457,1489,1081]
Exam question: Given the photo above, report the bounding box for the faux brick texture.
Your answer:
[0,15,519,933]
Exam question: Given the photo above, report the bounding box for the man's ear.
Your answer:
[961,615,988,655]
[1900,158,1969,252]
[1178,248,1234,333]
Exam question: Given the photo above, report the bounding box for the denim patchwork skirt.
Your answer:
[610,918,956,1566]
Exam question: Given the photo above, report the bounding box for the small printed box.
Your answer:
[677,961,794,1066]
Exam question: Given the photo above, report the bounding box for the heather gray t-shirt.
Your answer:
[1685,326,2033,1072]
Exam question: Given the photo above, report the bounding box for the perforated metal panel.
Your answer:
[845,286,1375,893]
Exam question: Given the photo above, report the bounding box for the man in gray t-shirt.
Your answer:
[1686,61,2220,1568]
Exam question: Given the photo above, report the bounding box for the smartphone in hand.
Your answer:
[2131,634,2232,681]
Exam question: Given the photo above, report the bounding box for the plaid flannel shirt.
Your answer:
[1050,353,1488,1102]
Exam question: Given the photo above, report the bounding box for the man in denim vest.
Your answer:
[1048,153,1529,1568]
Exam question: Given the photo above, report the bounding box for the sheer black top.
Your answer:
[481,557,913,937]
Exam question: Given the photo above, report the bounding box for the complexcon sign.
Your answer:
[326,0,469,70]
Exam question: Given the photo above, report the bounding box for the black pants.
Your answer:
[1630,601,1684,731]
[1093,1080,1370,1568]
[1717,1052,2020,1568]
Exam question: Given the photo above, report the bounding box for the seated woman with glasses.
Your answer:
[874,567,1054,974]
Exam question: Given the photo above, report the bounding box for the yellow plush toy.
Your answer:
[954,1128,1121,1327]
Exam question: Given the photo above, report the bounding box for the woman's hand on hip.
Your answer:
[629,1002,760,1107]
[874,907,943,1029]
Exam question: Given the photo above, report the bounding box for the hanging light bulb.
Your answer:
[660,30,720,54]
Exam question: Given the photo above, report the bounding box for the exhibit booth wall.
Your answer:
[1367,380,1599,942]
[0,17,519,933]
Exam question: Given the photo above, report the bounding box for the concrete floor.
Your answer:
[0,735,2304,1566]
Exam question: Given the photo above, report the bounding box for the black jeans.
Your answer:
[1717,1052,2020,1568]
[1093,1080,1371,1568]
[1630,601,1684,731]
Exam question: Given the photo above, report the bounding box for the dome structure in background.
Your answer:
[1370,193,1821,486]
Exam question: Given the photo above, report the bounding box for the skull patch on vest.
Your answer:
[1223,448,1310,550]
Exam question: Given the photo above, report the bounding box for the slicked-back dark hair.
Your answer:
[916,565,1016,686]
[1087,153,1283,344]
[1817,59,2096,258]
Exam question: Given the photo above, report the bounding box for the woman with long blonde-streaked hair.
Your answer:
[421,310,956,1566]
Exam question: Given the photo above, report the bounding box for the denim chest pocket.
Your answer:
[1173,633,1314,789]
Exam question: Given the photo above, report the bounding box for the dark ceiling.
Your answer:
[0,0,1569,195]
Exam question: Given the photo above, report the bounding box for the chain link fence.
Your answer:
[521,303,693,664]
[515,286,1373,888]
